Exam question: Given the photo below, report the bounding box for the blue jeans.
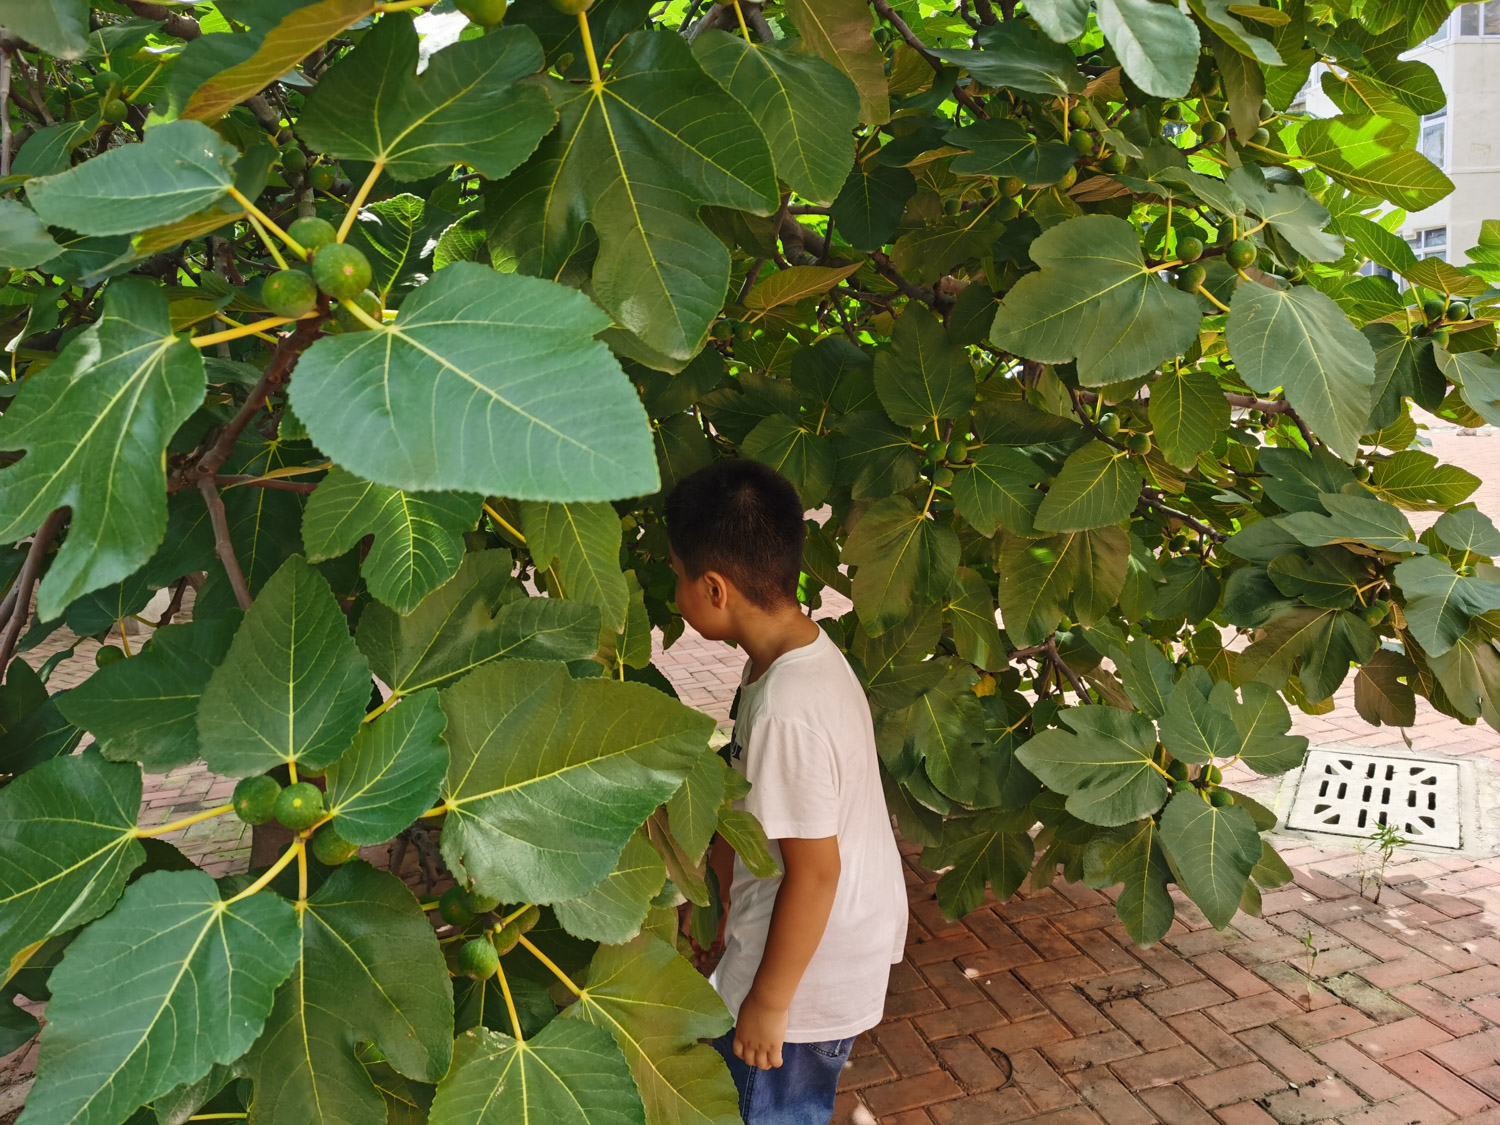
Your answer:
[711,1029,855,1125]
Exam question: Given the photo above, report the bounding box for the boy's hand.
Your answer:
[733,989,789,1070]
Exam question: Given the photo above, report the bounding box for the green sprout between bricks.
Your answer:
[0,0,1497,1119]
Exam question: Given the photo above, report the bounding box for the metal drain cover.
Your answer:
[1286,750,1463,848]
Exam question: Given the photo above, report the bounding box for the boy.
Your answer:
[665,460,907,1125]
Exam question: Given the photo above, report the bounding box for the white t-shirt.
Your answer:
[709,628,907,1042]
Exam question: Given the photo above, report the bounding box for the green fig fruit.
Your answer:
[458,937,500,980]
[102,99,129,125]
[274,781,325,831]
[1097,412,1122,437]
[1177,236,1204,262]
[311,825,359,865]
[457,0,509,24]
[1125,432,1152,455]
[439,885,476,927]
[233,775,282,826]
[1175,263,1206,291]
[280,145,308,173]
[1225,239,1257,269]
[516,903,541,934]
[262,269,318,318]
[1068,106,1091,128]
[463,888,502,914]
[312,243,372,301]
[95,644,126,668]
[286,216,338,252]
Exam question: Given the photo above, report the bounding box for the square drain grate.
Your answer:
[1286,750,1463,849]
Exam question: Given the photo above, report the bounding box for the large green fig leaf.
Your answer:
[0,0,88,58]
[1282,113,1453,211]
[487,29,777,362]
[874,304,976,427]
[1225,166,1344,263]
[1159,792,1261,929]
[291,264,658,500]
[951,447,1045,537]
[298,15,555,180]
[246,862,453,1125]
[0,200,62,268]
[324,690,449,845]
[1015,706,1168,826]
[664,748,729,863]
[1149,368,1230,471]
[946,119,1077,185]
[301,467,480,615]
[26,121,238,236]
[693,32,860,204]
[553,830,668,946]
[439,661,713,903]
[1158,672,1239,765]
[931,22,1085,95]
[0,279,204,620]
[1096,0,1200,97]
[357,550,601,697]
[564,932,738,1125]
[1226,281,1376,461]
[0,754,144,984]
[927,811,1036,918]
[21,870,300,1125]
[1394,556,1500,658]
[991,215,1202,385]
[1085,818,1174,946]
[1034,441,1143,532]
[843,495,959,636]
[432,1019,644,1125]
[783,0,888,124]
[197,556,372,777]
[1227,682,1310,775]
[1277,492,1425,554]
[56,614,239,771]
[521,501,629,633]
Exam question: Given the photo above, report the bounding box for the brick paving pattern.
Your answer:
[5,427,1500,1123]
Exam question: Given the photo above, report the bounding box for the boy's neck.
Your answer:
[737,605,822,684]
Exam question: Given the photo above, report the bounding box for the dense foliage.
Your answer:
[0,0,1497,1119]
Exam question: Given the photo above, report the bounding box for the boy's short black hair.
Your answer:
[664,459,806,610]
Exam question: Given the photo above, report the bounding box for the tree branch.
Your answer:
[155,576,190,627]
[118,0,203,39]
[1044,635,1090,699]
[0,509,67,672]
[869,0,989,119]
[197,475,252,611]
[869,250,943,308]
[193,314,325,481]
[1,47,13,179]
[1139,486,1227,542]
[1223,391,1316,447]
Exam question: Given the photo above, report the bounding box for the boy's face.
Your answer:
[669,547,732,641]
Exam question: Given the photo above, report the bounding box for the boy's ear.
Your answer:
[701,569,731,609]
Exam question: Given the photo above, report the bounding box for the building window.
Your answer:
[1407,228,1447,262]
[1420,108,1447,167]
[1359,261,1395,280]
[1458,1,1500,35]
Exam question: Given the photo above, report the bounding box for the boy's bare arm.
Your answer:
[733,835,841,1071]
